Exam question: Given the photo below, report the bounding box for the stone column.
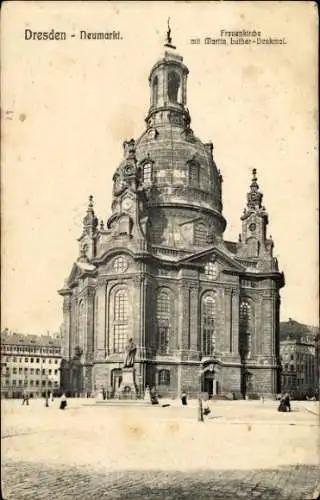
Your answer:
[189,282,200,353]
[178,281,190,351]
[62,294,72,359]
[231,289,240,357]
[262,290,273,358]
[224,287,233,353]
[95,280,107,361]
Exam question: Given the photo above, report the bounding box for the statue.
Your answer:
[123,338,137,368]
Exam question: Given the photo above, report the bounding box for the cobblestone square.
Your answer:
[1,399,319,499]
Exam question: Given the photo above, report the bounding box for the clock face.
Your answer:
[122,197,133,211]
[249,223,256,232]
[123,164,134,176]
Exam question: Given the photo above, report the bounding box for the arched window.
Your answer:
[152,76,158,106]
[156,291,171,354]
[194,222,208,246]
[158,369,170,385]
[113,289,128,353]
[142,162,152,184]
[168,71,180,103]
[77,300,85,351]
[239,300,253,358]
[201,295,216,356]
[188,160,200,187]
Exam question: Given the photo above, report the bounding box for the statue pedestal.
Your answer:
[117,368,138,399]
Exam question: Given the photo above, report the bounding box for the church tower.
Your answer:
[59,25,284,399]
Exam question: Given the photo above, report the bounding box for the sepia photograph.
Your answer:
[1,1,319,499]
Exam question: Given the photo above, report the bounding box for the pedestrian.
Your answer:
[144,385,151,402]
[59,393,68,410]
[284,392,291,412]
[22,392,29,406]
[181,391,187,406]
[102,387,106,400]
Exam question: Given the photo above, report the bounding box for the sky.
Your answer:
[1,1,318,334]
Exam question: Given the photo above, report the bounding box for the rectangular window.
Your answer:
[55,360,58,364]
[49,359,52,364]
[13,367,17,374]
[42,369,45,375]
[25,357,28,362]
[113,325,127,353]
[36,358,40,363]
[54,369,58,375]
[35,380,39,386]
[30,380,34,386]
[19,368,22,374]
[12,380,16,386]
[30,358,34,363]
[48,369,52,375]
[30,368,34,375]
[42,380,46,386]
[36,369,40,375]
[24,368,28,373]
[18,380,22,386]
[13,357,17,362]
[157,321,169,355]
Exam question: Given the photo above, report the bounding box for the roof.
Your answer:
[224,240,237,254]
[0,331,61,347]
[280,320,319,341]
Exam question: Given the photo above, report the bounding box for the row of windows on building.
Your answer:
[282,363,313,372]
[110,258,222,280]
[4,367,59,375]
[3,357,59,364]
[83,288,253,357]
[3,379,58,387]
[1,346,60,354]
[141,161,203,188]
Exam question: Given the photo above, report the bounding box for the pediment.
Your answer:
[65,260,97,287]
[178,246,245,273]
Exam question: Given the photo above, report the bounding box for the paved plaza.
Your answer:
[1,398,319,499]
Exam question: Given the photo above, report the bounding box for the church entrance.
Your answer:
[203,371,219,398]
[111,369,122,397]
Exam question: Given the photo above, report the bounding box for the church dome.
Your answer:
[112,33,226,249]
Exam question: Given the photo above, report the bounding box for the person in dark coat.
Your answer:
[59,393,67,410]
[181,392,187,406]
[22,393,29,406]
[278,392,291,412]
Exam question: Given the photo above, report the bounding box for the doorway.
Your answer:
[111,369,122,396]
[203,372,218,398]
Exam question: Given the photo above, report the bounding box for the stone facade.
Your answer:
[58,33,284,399]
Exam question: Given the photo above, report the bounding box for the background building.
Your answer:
[1,330,62,399]
[59,31,284,399]
[280,319,319,399]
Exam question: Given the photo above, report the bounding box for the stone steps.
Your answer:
[95,399,151,407]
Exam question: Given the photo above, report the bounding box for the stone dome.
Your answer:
[111,44,226,250]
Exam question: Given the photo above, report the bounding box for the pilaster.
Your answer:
[95,279,107,360]
[62,294,72,359]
